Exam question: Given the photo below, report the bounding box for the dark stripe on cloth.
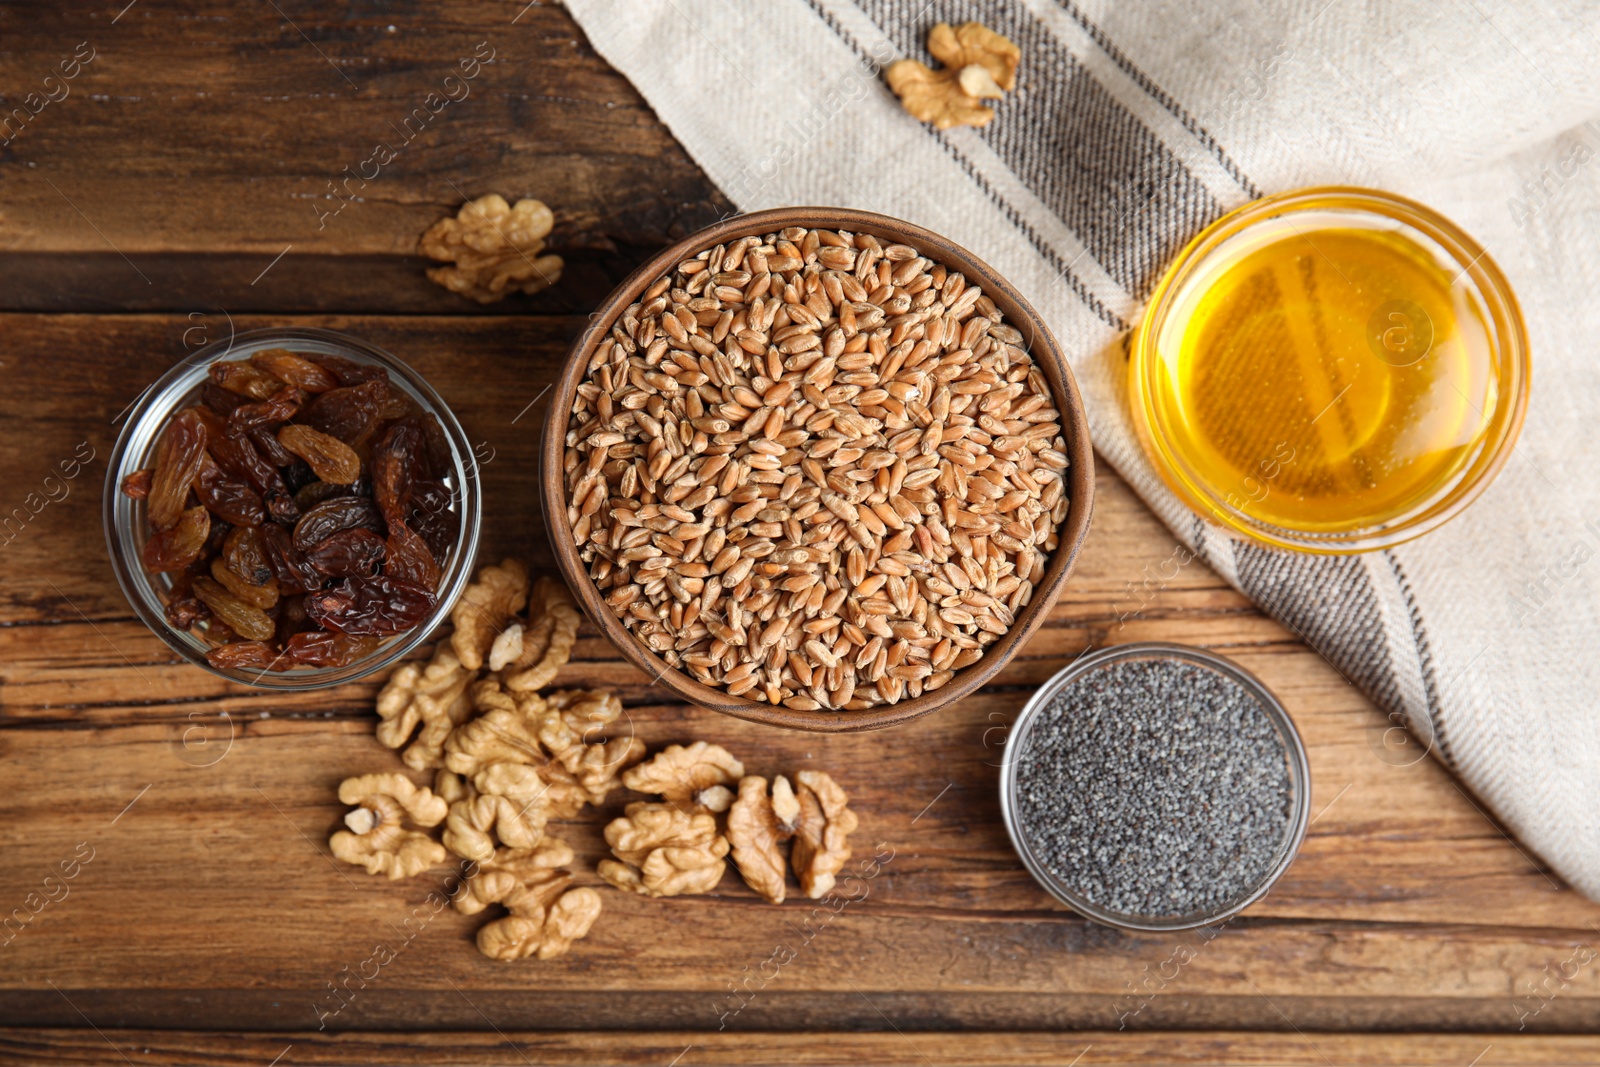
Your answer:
[802,0,1124,327]
[1050,0,1263,199]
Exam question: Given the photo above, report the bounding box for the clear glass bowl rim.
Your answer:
[997,641,1312,933]
[101,326,482,691]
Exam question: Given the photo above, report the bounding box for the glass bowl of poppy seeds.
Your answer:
[999,642,1310,931]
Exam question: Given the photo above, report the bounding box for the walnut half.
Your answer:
[790,770,859,899]
[598,801,729,898]
[420,194,564,305]
[621,741,745,808]
[454,841,602,961]
[886,21,1021,130]
[329,773,448,880]
[726,776,791,905]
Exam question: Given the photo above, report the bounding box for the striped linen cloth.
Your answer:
[563,0,1600,897]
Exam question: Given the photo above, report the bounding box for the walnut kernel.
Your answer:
[621,741,745,805]
[420,194,564,305]
[599,801,729,898]
[791,770,859,899]
[451,558,530,671]
[329,773,448,880]
[885,21,1021,130]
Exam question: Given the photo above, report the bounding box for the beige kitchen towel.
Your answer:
[564,0,1600,897]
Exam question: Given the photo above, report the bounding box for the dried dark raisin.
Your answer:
[209,360,284,399]
[292,495,386,552]
[275,593,311,645]
[293,480,359,511]
[384,520,441,589]
[205,641,282,671]
[121,469,153,500]
[305,352,387,386]
[200,382,248,415]
[305,379,388,446]
[419,413,453,479]
[227,384,306,435]
[281,630,382,668]
[409,479,459,563]
[260,522,325,593]
[195,455,265,527]
[148,408,209,530]
[250,349,340,392]
[371,417,423,525]
[250,425,299,468]
[142,505,210,572]
[305,575,436,636]
[305,528,386,578]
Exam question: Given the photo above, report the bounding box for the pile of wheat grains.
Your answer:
[563,226,1070,712]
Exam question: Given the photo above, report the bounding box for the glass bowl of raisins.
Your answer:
[104,327,482,688]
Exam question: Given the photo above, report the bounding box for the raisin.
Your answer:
[205,641,282,671]
[292,495,385,553]
[191,577,277,641]
[227,384,306,435]
[279,424,361,484]
[204,517,233,559]
[385,520,441,589]
[282,630,382,668]
[409,479,459,563]
[294,479,359,511]
[147,408,209,530]
[223,525,274,586]
[207,423,294,504]
[371,417,423,525]
[419,413,453,479]
[276,592,311,645]
[281,459,317,494]
[305,528,386,578]
[200,382,248,415]
[305,352,387,386]
[121,469,153,500]
[142,505,210,572]
[202,621,240,648]
[211,556,279,609]
[195,455,265,527]
[304,379,388,447]
[250,425,299,469]
[165,594,210,630]
[260,522,325,593]
[305,575,437,636]
[209,360,284,400]
[250,349,341,393]
[379,390,414,421]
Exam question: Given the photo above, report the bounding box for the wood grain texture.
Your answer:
[3,1029,1599,1067]
[0,0,1594,1060]
[0,1,733,309]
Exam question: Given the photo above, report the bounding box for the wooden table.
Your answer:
[4,4,1599,1064]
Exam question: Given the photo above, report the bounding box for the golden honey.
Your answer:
[1130,188,1529,552]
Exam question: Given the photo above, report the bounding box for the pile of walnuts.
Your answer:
[330,560,858,961]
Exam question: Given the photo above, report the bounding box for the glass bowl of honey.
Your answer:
[1129,186,1529,553]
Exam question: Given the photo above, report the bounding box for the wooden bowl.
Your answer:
[542,207,1095,732]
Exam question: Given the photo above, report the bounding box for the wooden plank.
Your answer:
[2,1029,1597,1067]
[0,2,732,311]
